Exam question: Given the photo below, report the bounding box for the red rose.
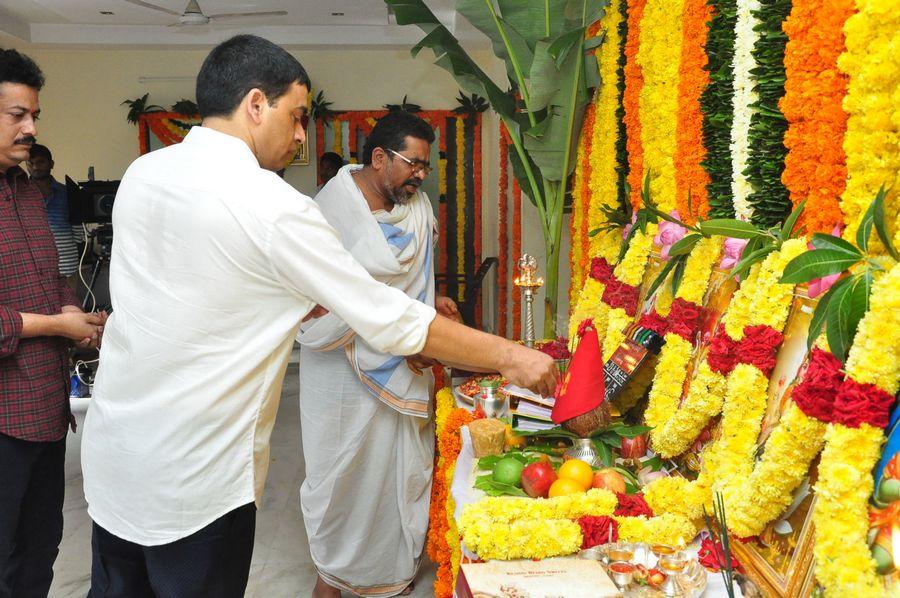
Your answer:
[638,310,669,337]
[791,348,842,422]
[833,378,895,429]
[578,515,619,549]
[737,325,784,376]
[603,280,640,317]
[577,319,594,339]
[591,257,615,283]
[614,492,654,518]
[707,329,739,375]
[667,298,702,341]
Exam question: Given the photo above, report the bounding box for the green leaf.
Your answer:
[474,474,528,497]
[809,233,862,257]
[669,233,702,257]
[779,249,860,284]
[593,440,612,467]
[872,184,900,260]
[780,199,805,239]
[826,272,873,363]
[587,228,601,237]
[644,258,678,303]
[806,276,849,350]
[856,192,877,253]
[670,254,688,296]
[730,245,775,281]
[699,219,766,239]
[496,0,574,42]
[618,222,638,262]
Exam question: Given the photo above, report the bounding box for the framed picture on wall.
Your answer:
[289,139,309,166]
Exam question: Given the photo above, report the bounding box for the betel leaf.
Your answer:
[779,249,860,284]
[872,184,900,261]
[474,474,528,497]
[825,272,873,363]
[669,233,702,257]
[699,219,766,239]
[809,233,862,257]
[780,199,806,240]
[806,275,849,350]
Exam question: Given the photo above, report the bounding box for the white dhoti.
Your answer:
[299,348,434,596]
[296,165,437,596]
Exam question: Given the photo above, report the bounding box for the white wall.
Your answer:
[11,44,570,335]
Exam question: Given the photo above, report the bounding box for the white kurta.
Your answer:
[298,167,436,596]
[83,127,436,546]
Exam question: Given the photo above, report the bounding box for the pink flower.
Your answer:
[719,237,749,270]
[621,211,638,240]
[653,211,687,260]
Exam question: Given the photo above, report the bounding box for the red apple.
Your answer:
[619,433,648,459]
[521,462,557,498]
[592,468,626,494]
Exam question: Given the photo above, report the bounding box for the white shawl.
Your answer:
[296,164,435,417]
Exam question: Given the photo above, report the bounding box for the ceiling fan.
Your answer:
[124,0,287,26]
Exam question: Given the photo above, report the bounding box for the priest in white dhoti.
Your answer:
[297,112,455,597]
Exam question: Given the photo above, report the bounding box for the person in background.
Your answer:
[81,34,556,598]
[0,48,105,598]
[27,144,82,287]
[297,111,456,597]
[317,151,343,190]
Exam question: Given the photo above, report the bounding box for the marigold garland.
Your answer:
[512,177,523,339]
[813,262,900,597]
[498,133,510,338]
[780,0,853,235]
[570,102,597,308]
[674,0,712,223]
[637,0,685,215]
[601,227,656,360]
[837,0,900,250]
[623,0,648,211]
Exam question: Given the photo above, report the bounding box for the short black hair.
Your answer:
[362,112,435,165]
[320,152,344,169]
[29,143,52,162]
[196,34,311,119]
[0,48,44,90]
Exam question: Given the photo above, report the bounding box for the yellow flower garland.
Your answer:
[837,0,900,248]
[814,262,900,596]
[637,0,685,215]
[646,240,805,521]
[602,227,657,361]
[568,231,621,343]
[614,513,697,548]
[588,0,626,257]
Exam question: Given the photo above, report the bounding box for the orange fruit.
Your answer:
[504,424,526,449]
[557,459,594,491]
[548,478,586,498]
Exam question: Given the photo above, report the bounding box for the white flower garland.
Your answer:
[729,0,761,221]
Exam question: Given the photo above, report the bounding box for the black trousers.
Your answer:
[89,502,256,598]
[0,432,66,598]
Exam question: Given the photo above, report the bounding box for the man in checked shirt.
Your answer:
[0,49,106,597]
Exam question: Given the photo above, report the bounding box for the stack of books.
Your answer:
[505,384,557,432]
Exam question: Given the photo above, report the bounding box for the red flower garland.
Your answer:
[624,0,648,211]
[498,129,510,338]
[578,515,619,549]
[790,348,841,422]
[667,298,703,341]
[637,310,669,337]
[614,492,655,518]
[602,279,641,317]
[707,325,784,377]
[591,257,615,283]
[512,177,523,339]
[833,378,895,429]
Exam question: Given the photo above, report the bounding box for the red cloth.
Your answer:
[552,326,606,424]
[0,167,77,442]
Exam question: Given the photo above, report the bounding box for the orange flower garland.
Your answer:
[624,0,648,211]
[779,0,852,234]
[569,101,597,309]
[429,389,476,598]
[498,132,510,338]
[512,177,523,339]
[674,0,713,224]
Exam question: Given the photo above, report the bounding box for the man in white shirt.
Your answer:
[83,34,557,598]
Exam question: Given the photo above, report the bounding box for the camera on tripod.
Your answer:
[65,176,119,311]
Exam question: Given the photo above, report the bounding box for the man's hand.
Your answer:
[435,296,461,323]
[406,354,440,371]
[54,311,104,344]
[302,304,329,323]
[62,306,108,348]
[497,343,559,398]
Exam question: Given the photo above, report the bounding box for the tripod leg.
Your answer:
[81,258,104,312]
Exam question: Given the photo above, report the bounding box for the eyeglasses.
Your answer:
[385,149,433,176]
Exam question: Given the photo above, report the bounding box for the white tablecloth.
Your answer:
[449,428,742,597]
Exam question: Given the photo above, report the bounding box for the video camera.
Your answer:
[65,176,119,225]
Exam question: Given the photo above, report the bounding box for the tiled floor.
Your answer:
[50,362,437,597]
